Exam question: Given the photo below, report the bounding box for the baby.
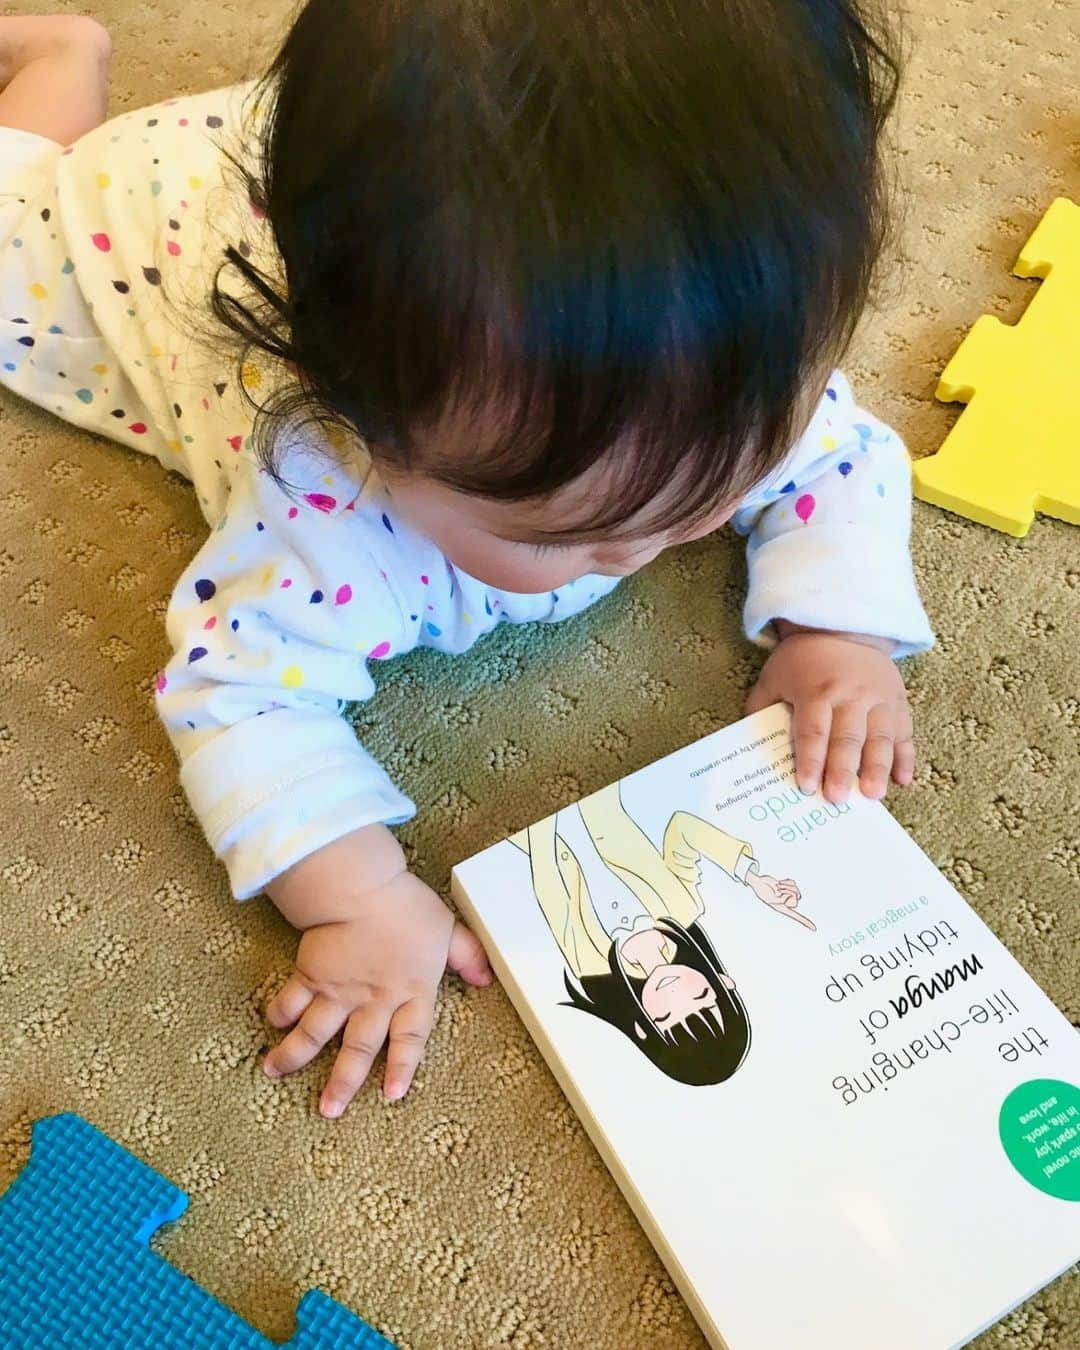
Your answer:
[0,3,932,1117]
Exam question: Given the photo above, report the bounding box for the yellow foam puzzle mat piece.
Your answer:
[913,196,1080,536]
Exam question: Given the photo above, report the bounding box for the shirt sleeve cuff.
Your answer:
[744,525,935,659]
[179,708,416,900]
[733,852,759,885]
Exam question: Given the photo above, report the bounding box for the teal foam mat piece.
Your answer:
[0,1113,395,1348]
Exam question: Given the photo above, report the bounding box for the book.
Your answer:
[451,703,1080,1350]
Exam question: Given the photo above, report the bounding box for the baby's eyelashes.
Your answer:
[518,538,569,557]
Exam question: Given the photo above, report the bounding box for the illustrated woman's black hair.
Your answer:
[563,918,751,1086]
[212,0,900,536]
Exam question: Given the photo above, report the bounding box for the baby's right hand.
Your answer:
[263,825,492,1116]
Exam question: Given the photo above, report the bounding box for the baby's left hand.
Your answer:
[745,627,914,803]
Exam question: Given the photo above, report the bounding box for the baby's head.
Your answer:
[219,0,898,591]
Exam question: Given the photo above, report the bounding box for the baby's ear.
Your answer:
[633,1021,647,1040]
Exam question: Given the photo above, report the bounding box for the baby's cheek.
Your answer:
[592,540,664,574]
[444,538,589,593]
[677,505,737,544]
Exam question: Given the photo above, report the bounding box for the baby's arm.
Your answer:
[733,372,934,802]
[0,15,112,144]
[735,372,932,655]
[157,457,490,1112]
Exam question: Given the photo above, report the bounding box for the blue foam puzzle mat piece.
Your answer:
[0,1113,396,1349]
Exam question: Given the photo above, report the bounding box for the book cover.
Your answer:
[451,703,1080,1350]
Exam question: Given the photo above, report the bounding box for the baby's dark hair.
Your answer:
[214,0,900,535]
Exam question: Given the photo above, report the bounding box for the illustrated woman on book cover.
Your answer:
[510,783,814,1085]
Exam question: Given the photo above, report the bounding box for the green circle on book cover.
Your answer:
[999,1079,1080,1201]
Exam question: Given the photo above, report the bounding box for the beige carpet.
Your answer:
[1,1,1078,1346]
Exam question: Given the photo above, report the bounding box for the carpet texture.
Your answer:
[1,2,1077,1346]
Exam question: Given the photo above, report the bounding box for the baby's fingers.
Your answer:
[744,679,779,717]
[264,995,343,1080]
[892,736,915,786]
[382,996,436,1102]
[266,972,315,1030]
[319,1002,393,1119]
[447,921,493,987]
[892,709,915,786]
[791,698,833,793]
[822,704,867,803]
[858,705,895,800]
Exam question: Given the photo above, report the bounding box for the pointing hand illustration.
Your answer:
[746,872,815,930]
